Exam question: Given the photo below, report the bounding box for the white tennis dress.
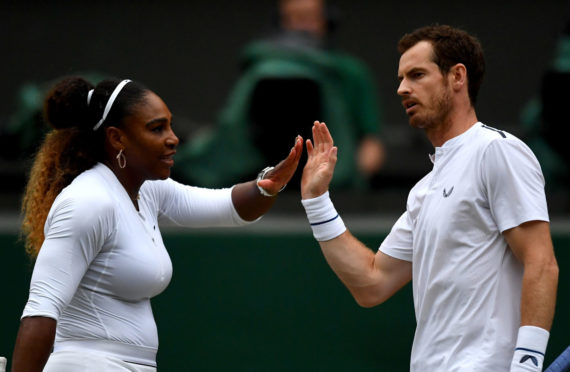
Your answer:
[22,163,252,368]
[380,123,549,372]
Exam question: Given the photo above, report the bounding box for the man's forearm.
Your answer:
[520,257,559,330]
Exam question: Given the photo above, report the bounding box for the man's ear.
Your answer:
[105,126,126,151]
[449,63,467,91]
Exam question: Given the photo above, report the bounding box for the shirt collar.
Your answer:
[428,122,481,163]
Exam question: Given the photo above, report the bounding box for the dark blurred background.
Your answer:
[1,0,570,214]
[1,1,567,128]
[1,1,569,370]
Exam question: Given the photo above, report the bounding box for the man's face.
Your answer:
[397,41,453,130]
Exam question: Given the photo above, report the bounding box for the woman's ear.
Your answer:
[105,126,126,151]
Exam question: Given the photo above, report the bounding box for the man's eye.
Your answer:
[151,126,163,133]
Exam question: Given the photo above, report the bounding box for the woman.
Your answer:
[11,77,303,371]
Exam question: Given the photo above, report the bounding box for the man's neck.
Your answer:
[426,106,478,148]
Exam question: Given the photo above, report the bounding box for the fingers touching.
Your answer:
[257,121,335,197]
[257,135,304,193]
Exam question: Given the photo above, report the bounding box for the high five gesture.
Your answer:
[301,121,338,200]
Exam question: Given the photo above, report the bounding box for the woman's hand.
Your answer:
[232,135,303,221]
[257,135,304,195]
[301,121,338,199]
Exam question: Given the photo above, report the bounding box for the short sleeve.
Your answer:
[379,212,413,262]
[482,139,549,232]
[22,193,114,320]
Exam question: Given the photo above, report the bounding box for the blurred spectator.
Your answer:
[174,0,386,190]
[520,21,570,191]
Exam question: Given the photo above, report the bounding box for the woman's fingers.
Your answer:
[261,136,304,193]
[277,136,303,169]
[293,135,303,162]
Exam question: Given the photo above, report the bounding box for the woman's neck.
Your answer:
[103,160,143,209]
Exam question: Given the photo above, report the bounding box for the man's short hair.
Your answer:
[398,24,485,105]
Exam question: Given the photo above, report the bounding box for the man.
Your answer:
[300,25,559,371]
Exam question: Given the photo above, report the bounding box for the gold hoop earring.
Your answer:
[116,149,127,169]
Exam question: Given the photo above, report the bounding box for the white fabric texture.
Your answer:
[379,123,549,372]
[22,163,251,366]
[510,326,550,371]
[301,191,347,241]
[44,350,156,372]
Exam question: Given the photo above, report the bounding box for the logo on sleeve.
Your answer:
[443,186,454,198]
[519,355,538,366]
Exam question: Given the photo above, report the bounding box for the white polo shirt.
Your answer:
[22,163,251,366]
[380,122,549,372]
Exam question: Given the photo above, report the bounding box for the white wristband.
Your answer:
[510,326,550,372]
[301,191,346,241]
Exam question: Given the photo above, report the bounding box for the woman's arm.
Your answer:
[12,316,56,372]
[231,136,303,221]
[12,191,111,371]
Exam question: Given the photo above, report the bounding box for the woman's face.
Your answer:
[120,91,179,181]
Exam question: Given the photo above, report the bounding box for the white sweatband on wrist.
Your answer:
[301,191,346,241]
[510,326,550,372]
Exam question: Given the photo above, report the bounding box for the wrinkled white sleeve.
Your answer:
[482,139,549,233]
[143,178,252,227]
[21,194,114,320]
[379,211,413,262]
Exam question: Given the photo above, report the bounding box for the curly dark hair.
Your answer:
[21,76,147,257]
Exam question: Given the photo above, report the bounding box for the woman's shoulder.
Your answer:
[45,170,118,240]
[54,166,116,215]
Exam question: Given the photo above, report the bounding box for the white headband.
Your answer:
[92,79,132,131]
[87,89,94,105]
